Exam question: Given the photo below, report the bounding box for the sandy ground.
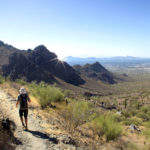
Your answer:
[0,87,78,150]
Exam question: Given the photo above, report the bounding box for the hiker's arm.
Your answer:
[16,100,19,107]
[28,98,31,103]
[16,95,20,107]
[28,95,31,103]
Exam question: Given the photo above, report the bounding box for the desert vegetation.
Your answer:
[91,114,123,141]
[28,82,64,108]
[15,80,64,108]
[0,75,4,84]
[1,68,150,149]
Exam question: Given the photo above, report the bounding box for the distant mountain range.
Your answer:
[0,40,119,85]
[64,56,150,66]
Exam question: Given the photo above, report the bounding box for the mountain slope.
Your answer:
[0,41,85,85]
[73,62,116,84]
[0,41,19,69]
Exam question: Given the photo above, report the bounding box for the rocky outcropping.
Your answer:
[2,44,85,85]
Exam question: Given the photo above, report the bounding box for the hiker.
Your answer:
[16,87,31,130]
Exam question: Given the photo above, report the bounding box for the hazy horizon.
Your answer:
[1,0,150,59]
[2,39,150,60]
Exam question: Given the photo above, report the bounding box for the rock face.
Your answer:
[1,43,85,85]
[0,41,18,70]
[73,62,116,84]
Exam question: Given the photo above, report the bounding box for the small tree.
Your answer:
[60,101,92,134]
[91,114,122,141]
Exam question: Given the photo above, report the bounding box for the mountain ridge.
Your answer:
[73,62,116,84]
[0,41,85,85]
[0,40,121,87]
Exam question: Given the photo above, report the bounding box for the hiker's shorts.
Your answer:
[19,109,28,118]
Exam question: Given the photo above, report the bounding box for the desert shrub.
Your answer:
[143,121,150,129]
[137,112,150,121]
[0,75,4,84]
[113,114,126,123]
[91,114,122,141]
[122,109,132,118]
[140,106,150,113]
[129,108,138,116]
[28,82,64,108]
[16,79,27,85]
[122,108,138,118]
[143,129,150,140]
[127,142,139,150]
[60,101,92,134]
[123,117,142,126]
[136,106,150,121]
[64,89,75,98]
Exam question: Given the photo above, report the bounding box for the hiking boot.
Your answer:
[25,126,28,131]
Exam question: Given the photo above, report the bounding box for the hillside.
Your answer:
[0,41,84,86]
[0,41,19,70]
[1,71,150,150]
[0,85,80,150]
[73,62,116,84]
[0,40,131,98]
[0,40,127,91]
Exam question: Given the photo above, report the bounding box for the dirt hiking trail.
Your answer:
[0,87,77,150]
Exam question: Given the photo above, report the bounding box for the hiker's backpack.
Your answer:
[20,94,28,108]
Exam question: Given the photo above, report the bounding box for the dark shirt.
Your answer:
[17,94,30,110]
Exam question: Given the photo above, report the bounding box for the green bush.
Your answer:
[140,106,150,113]
[16,79,27,85]
[123,117,142,126]
[28,82,64,108]
[91,114,122,141]
[113,114,126,123]
[0,75,4,84]
[122,109,132,118]
[64,89,74,98]
[60,101,92,133]
[122,108,138,118]
[143,121,150,128]
[137,112,150,121]
[143,129,150,140]
[129,100,142,110]
[136,106,150,122]
[127,142,139,150]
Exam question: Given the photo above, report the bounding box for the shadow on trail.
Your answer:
[26,130,58,144]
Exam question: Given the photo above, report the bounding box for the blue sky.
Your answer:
[0,0,150,59]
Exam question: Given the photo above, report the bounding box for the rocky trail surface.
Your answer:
[0,87,78,150]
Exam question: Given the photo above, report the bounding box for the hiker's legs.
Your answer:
[20,116,24,126]
[25,117,28,128]
[24,110,28,129]
[19,110,25,126]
